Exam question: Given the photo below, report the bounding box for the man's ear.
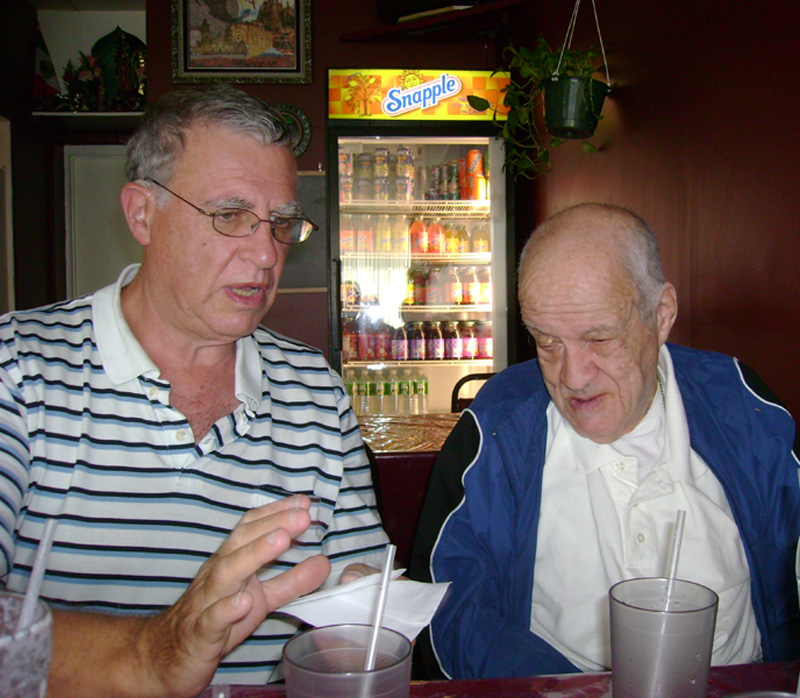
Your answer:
[656,282,678,344]
[120,181,154,246]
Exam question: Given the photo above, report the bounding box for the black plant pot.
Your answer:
[543,76,610,139]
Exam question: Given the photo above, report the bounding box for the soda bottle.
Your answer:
[427,218,445,254]
[340,213,356,253]
[414,368,429,414]
[356,215,374,253]
[410,216,428,254]
[341,314,358,363]
[391,216,410,254]
[375,214,392,253]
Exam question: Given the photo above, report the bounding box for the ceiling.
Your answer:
[28,0,144,10]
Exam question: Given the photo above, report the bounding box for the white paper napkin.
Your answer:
[276,569,450,641]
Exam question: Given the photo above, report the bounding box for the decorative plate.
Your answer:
[275,103,312,157]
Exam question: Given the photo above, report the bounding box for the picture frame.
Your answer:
[172,0,312,84]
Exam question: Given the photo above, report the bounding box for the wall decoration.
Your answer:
[172,0,311,84]
[275,103,311,157]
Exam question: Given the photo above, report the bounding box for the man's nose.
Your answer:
[560,344,598,392]
[240,221,282,269]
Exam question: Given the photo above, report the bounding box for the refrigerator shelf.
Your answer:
[342,304,492,313]
[341,252,491,265]
[341,200,490,218]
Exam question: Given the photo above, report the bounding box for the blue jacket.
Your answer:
[410,344,800,679]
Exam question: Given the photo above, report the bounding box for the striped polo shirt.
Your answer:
[0,265,388,683]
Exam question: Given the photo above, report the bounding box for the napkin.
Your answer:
[276,569,450,640]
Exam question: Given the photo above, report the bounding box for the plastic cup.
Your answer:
[283,623,412,698]
[609,577,718,698]
[0,591,53,698]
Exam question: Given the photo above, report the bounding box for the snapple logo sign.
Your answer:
[381,73,463,116]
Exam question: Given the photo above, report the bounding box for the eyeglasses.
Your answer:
[144,177,318,245]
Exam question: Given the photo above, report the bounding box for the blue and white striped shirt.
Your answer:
[0,265,388,683]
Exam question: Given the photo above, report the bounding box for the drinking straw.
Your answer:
[15,518,57,633]
[663,509,686,611]
[364,543,396,672]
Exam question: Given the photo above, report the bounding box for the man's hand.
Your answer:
[49,495,330,698]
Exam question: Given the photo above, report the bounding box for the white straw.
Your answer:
[15,518,57,633]
[663,509,686,611]
[364,543,396,672]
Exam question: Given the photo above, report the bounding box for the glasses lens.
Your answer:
[213,209,259,237]
[273,218,314,244]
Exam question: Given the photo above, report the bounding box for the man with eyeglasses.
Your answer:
[0,85,389,696]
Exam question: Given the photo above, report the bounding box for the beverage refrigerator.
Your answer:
[326,68,513,416]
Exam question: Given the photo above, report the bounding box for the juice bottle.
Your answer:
[444,222,459,253]
[391,325,408,361]
[391,216,410,253]
[477,320,493,359]
[445,266,463,305]
[341,314,358,363]
[456,224,471,254]
[426,267,444,305]
[442,321,462,360]
[471,223,490,253]
[407,322,426,360]
[426,321,444,360]
[375,214,392,252]
[410,216,428,254]
[427,218,445,254]
[460,321,478,359]
[461,266,480,305]
[356,215,374,253]
[478,264,492,305]
[340,213,356,253]
[375,321,393,361]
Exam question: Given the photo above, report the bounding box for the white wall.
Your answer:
[37,10,146,91]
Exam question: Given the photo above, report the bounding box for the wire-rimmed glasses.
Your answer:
[144,177,318,244]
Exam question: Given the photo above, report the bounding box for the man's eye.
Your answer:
[272,218,293,232]
[215,209,249,224]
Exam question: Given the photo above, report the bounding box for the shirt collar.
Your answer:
[93,263,263,411]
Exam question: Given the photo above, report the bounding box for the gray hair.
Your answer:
[125,85,292,196]
[518,203,667,320]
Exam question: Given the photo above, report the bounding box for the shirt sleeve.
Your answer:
[410,410,579,679]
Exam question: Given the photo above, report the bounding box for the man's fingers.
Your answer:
[262,555,331,610]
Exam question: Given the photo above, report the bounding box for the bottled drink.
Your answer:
[375,214,392,252]
[444,222,459,253]
[373,147,389,178]
[461,266,480,305]
[338,147,353,177]
[354,151,374,180]
[339,175,353,203]
[456,224,471,253]
[341,314,358,363]
[461,321,478,360]
[471,223,490,253]
[405,269,416,306]
[356,215,374,253]
[427,218,445,254]
[366,370,378,415]
[407,321,426,360]
[396,145,414,179]
[391,216,409,253]
[373,368,388,414]
[478,264,492,305]
[373,176,389,201]
[357,311,376,361]
[388,369,401,415]
[342,367,355,400]
[458,158,468,200]
[391,324,408,361]
[445,266,463,305]
[353,369,369,416]
[340,213,356,253]
[375,321,393,361]
[414,368,429,414]
[410,216,428,254]
[426,320,444,360]
[426,267,444,305]
[412,268,427,305]
[477,320,493,359]
[399,368,414,415]
[442,321,462,360]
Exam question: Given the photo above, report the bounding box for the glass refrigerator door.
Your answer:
[336,136,506,416]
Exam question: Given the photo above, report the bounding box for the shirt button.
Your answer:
[636,532,646,544]
[176,429,189,442]
[614,461,625,472]
[148,386,159,399]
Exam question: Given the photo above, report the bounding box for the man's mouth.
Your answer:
[569,393,604,411]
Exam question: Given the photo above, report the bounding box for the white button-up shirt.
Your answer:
[530,346,761,671]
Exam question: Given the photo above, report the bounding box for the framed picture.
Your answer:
[172,0,311,84]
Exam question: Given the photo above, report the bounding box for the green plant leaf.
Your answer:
[467,95,490,112]
[581,141,599,153]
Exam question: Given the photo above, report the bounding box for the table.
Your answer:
[198,661,800,697]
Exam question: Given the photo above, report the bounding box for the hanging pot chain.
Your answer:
[554,0,611,86]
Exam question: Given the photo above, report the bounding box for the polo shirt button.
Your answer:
[147,386,159,399]
[636,532,646,544]
[176,429,189,442]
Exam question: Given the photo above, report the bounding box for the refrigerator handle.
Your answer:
[332,257,342,354]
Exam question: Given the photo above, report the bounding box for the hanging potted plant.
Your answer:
[468,1,611,178]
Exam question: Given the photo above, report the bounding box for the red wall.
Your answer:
[145,0,800,417]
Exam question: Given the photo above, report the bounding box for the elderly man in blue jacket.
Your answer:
[410,203,800,679]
